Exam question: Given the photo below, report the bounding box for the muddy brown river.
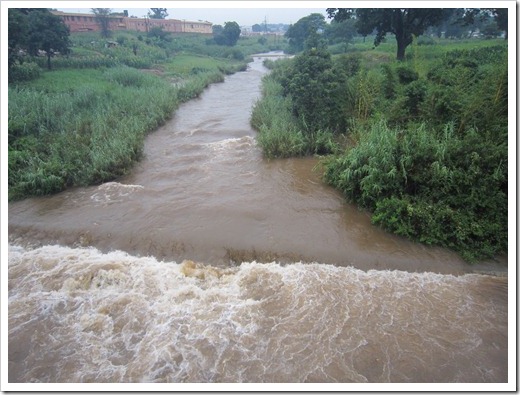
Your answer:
[8,54,509,384]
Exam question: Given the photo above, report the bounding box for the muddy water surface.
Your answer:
[8,54,508,383]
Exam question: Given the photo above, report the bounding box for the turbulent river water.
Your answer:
[8,54,508,384]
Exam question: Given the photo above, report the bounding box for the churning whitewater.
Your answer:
[8,54,508,383]
[8,244,507,383]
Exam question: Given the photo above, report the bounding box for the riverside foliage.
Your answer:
[253,38,507,262]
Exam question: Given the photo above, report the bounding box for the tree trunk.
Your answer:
[396,37,406,61]
[394,9,406,61]
[47,54,51,70]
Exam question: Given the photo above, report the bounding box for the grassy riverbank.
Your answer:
[8,32,282,200]
[252,37,508,262]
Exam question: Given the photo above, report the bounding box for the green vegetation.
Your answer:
[253,10,508,262]
[327,8,446,61]
[9,68,177,198]
[8,9,71,71]
[285,13,327,53]
[212,21,241,46]
[323,121,507,262]
[251,75,336,158]
[8,11,285,200]
[91,8,112,38]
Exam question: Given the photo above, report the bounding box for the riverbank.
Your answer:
[8,60,248,201]
[252,41,508,264]
[8,29,283,201]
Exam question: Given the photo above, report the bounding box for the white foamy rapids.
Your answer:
[8,244,507,383]
[205,136,256,154]
[90,182,144,206]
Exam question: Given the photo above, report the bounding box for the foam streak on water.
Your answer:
[8,244,507,383]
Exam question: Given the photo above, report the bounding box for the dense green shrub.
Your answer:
[380,63,397,99]
[251,74,339,158]
[8,61,42,82]
[424,46,507,133]
[223,48,245,60]
[324,121,507,261]
[396,65,419,84]
[403,79,427,117]
[333,53,362,76]
[276,42,356,133]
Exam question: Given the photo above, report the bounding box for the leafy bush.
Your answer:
[380,63,397,99]
[223,48,245,61]
[416,35,436,46]
[324,121,507,261]
[251,75,337,158]
[334,53,362,76]
[396,65,419,84]
[279,44,352,133]
[8,61,42,82]
[403,79,427,116]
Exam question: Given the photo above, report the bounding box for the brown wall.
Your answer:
[51,11,212,34]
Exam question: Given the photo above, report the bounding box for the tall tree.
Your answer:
[325,18,357,45]
[473,9,508,39]
[459,8,508,39]
[327,8,446,60]
[148,8,168,19]
[214,21,241,46]
[491,9,508,39]
[252,23,263,33]
[212,24,224,36]
[91,8,112,38]
[8,9,29,69]
[433,9,470,39]
[25,9,70,70]
[285,13,326,53]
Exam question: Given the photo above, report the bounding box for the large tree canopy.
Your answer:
[8,9,29,68]
[214,21,241,46]
[92,8,112,38]
[27,9,71,69]
[148,8,168,19]
[327,8,446,60]
[462,8,508,39]
[285,13,326,53]
[9,9,70,70]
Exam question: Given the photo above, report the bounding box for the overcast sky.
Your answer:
[57,6,329,26]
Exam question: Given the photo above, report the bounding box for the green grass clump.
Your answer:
[323,121,507,262]
[8,61,246,201]
[8,67,180,199]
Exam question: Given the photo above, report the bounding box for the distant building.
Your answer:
[51,11,212,34]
